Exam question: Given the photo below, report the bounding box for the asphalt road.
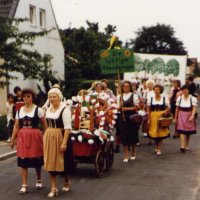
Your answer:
[1,124,200,200]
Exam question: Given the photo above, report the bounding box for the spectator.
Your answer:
[6,94,15,142]
[13,86,24,117]
[186,76,197,97]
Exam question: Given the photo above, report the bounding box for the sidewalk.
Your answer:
[0,141,16,161]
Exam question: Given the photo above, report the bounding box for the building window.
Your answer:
[39,9,46,29]
[29,5,36,26]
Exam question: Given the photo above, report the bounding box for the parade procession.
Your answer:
[1,1,200,200]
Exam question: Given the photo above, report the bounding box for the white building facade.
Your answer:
[0,0,65,114]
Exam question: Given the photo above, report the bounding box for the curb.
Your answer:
[0,151,16,161]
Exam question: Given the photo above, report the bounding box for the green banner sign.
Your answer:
[100,48,134,74]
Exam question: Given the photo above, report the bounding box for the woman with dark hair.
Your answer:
[10,89,47,194]
[117,81,140,162]
[169,80,181,138]
[147,84,170,155]
[174,84,197,152]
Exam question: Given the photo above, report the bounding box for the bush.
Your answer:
[0,115,8,140]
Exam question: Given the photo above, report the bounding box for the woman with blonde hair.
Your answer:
[43,88,73,197]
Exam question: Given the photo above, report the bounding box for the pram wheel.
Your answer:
[105,143,114,171]
[95,150,104,177]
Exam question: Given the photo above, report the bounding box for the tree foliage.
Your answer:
[60,21,122,97]
[151,57,165,74]
[165,59,180,76]
[130,23,187,55]
[0,16,53,87]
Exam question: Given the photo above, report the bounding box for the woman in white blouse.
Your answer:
[174,85,197,152]
[43,88,73,198]
[117,81,139,162]
[10,89,47,194]
[147,85,170,156]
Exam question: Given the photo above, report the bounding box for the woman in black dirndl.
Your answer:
[10,89,47,194]
[117,81,140,162]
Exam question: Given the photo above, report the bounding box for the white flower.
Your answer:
[101,117,105,121]
[78,135,83,142]
[99,111,105,116]
[72,114,75,120]
[111,120,116,125]
[71,137,75,141]
[94,130,100,136]
[99,93,109,101]
[91,99,96,104]
[111,103,117,108]
[109,124,114,129]
[138,110,146,116]
[66,99,73,107]
[72,96,77,102]
[108,99,114,104]
[112,109,118,114]
[110,136,114,142]
[100,121,105,126]
[85,95,90,102]
[88,139,94,145]
[94,102,100,108]
[86,130,92,135]
[113,115,118,119]
[77,95,83,103]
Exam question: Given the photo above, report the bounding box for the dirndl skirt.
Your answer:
[43,128,74,174]
[177,110,196,135]
[149,111,170,140]
[17,128,43,168]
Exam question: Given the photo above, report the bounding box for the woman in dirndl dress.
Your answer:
[43,88,73,198]
[147,85,170,156]
[117,81,140,163]
[174,84,197,152]
[10,89,47,194]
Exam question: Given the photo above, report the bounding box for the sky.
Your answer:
[51,0,200,60]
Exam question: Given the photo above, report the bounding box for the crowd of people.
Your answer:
[4,75,199,197]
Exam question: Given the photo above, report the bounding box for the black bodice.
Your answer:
[179,97,193,112]
[46,107,65,128]
[19,107,39,128]
[150,97,166,111]
[122,93,136,117]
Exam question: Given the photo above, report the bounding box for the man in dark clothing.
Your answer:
[186,76,197,96]
[13,86,24,117]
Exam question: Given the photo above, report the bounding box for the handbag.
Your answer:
[158,114,173,128]
[129,114,143,124]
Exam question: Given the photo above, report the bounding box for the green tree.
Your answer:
[60,21,122,96]
[143,59,152,73]
[151,57,165,74]
[165,59,180,76]
[0,16,53,87]
[130,23,187,55]
[134,55,144,72]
